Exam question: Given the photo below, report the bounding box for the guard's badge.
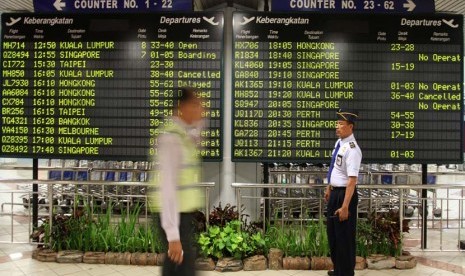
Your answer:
[349,142,356,148]
[336,154,342,166]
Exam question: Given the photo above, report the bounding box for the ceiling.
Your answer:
[0,0,464,13]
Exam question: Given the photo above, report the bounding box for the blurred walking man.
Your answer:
[150,87,205,276]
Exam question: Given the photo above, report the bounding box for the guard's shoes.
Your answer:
[327,271,335,276]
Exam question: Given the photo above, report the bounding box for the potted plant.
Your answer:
[307,219,332,271]
[242,231,267,271]
[38,200,165,266]
[265,222,310,270]
[264,223,284,270]
[198,220,258,272]
[361,210,412,270]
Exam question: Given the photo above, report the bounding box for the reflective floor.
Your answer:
[0,243,463,276]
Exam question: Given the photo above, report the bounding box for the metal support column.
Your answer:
[263,163,270,226]
[421,164,427,249]
[32,159,39,239]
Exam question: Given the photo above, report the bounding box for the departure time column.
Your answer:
[266,41,293,159]
[31,41,57,155]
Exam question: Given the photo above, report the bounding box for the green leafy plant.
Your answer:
[264,219,329,258]
[39,200,164,253]
[264,223,302,257]
[198,220,263,260]
[286,228,304,257]
[198,226,217,258]
[356,219,371,258]
[116,203,142,252]
[264,223,288,255]
[245,231,267,257]
[199,208,409,260]
[304,219,330,257]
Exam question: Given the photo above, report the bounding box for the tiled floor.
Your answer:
[0,243,463,276]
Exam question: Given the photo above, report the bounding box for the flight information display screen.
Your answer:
[1,13,223,161]
[232,12,463,163]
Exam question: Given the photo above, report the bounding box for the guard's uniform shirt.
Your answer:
[328,134,362,187]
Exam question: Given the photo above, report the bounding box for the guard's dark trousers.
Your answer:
[157,213,197,276]
[326,188,358,276]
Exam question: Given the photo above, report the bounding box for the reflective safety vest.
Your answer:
[149,121,204,213]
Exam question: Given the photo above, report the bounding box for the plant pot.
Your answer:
[117,252,132,265]
[129,252,157,266]
[366,254,395,270]
[395,255,417,269]
[156,252,166,266]
[105,252,118,265]
[268,248,283,270]
[36,249,57,262]
[56,250,83,263]
[310,256,333,270]
[83,252,105,264]
[215,257,243,272]
[355,256,366,270]
[283,256,310,270]
[32,248,41,260]
[243,255,267,271]
[146,253,158,266]
[105,252,131,265]
[195,257,215,271]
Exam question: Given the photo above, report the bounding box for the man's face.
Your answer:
[336,120,353,138]
[180,97,204,125]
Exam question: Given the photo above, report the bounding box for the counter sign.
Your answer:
[271,0,435,13]
[33,0,192,12]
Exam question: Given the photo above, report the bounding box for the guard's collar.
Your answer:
[340,134,355,144]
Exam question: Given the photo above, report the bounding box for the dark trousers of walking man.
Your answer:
[157,213,197,276]
[327,188,358,276]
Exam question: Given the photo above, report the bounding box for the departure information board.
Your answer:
[232,12,463,163]
[1,13,223,161]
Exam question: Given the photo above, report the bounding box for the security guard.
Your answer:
[324,109,362,276]
[149,87,204,276]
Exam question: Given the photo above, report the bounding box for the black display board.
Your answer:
[1,13,223,160]
[232,12,463,163]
